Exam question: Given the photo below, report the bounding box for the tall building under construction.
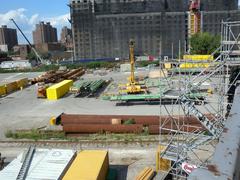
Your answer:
[70,0,239,60]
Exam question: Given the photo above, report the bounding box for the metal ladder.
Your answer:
[16,146,35,180]
[180,95,222,137]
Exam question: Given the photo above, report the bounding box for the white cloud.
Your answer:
[46,13,70,27]
[29,14,39,26]
[0,8,28,27]
[0,8,70,43]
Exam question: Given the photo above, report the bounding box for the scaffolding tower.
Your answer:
[158,21,240,179]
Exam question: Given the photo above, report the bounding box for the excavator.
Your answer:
[119,40,147,94]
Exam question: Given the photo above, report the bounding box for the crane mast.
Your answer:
[118,40,147,94]
[10,18,45,64]
[129,40,135,84]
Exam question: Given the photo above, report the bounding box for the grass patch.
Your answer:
[0,61,120,73]
[88,133,156,142]
[5,129,65,141]
[123,119,136,125]
[0,65,59,73]
[5,129,158,142]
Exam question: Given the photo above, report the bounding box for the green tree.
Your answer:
[41,52,51,59]
[0,51,8,58]
[190,32,220,55]
[26,51,37,60]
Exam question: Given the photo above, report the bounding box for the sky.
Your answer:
[0,0,70,44]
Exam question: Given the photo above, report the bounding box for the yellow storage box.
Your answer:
[63,150,109,180]
[16,78,28,89]
[0,85,6,96]
[164,63,172,69]
[47,80,73,100]
[156,145,171,172]
[183,55,214,61]
[5,81,18,94]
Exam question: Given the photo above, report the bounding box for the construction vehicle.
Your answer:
[119,40,147,94]
[10,19,48,65]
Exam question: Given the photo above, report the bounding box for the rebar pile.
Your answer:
[70,79,106,97]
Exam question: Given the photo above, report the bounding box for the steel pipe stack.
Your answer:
[61,114,213,135]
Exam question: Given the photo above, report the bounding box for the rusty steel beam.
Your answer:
[61,114,214,126]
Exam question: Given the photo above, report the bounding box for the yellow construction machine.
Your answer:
[119,40,147,94]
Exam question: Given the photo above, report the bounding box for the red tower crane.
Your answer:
[189,0,201,36]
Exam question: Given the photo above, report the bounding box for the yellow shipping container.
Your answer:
[0,85,6,96]
[5,81,18,94]
[63,150,109,180]
[16,78,28,89]
[47,80,73,100]
[183,55,214,61]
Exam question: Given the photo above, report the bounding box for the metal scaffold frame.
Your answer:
[158,21,240,179]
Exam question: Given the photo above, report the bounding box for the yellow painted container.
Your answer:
[156,145,171,172]
[183,55,214,61]
[5,81,18,94]
[16,78,28,89]
[0,85,6,96]
[164,63,172,69]
[180,63,210,69]
[46,80,73,100]
[63,150,109,180]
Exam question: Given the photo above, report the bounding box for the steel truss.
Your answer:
[158,21,240,179]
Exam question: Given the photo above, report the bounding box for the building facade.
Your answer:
[60,26,73,50]
[0,25,18,51]
[13,44,31,59]
[32,22,58,44]
[70,0,239,59]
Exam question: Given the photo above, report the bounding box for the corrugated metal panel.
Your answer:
[0,149,75,180]
[63,150,109,180]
